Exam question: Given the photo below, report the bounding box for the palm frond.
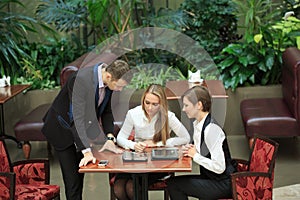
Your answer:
[36,0,86,32]
[148,8,188,31]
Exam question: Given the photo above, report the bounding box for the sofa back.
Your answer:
[282,47,300,125]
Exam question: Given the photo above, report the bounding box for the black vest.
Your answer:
[199,114,236,180]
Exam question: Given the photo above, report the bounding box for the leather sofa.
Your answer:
[240,47,300,145]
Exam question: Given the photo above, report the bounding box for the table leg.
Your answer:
[132,173,149,200]
[132,174,140,200]
[141,173,148,200]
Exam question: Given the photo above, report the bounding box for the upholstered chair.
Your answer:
[0,139,60,200]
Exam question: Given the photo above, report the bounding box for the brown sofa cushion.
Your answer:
[240,47,300,138]
[240,98,299,137]
[14,104,51,141]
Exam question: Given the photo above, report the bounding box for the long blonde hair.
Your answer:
[141,84,169,145]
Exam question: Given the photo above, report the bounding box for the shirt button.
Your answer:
[88,121,92,124]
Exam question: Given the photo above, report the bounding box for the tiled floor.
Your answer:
[273,184,300,200]
[4,135,300,200]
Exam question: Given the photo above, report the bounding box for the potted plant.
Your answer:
[214,0,300,91]
[0,0,54,83]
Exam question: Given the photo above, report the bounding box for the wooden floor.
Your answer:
[5,135,300,200]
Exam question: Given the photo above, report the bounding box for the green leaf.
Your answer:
[247,54,259,65]
[257,61,267,72]
[221,44,243,55]
[228,64,239,76]
[249,73,255,83]
[297,37,300,49]
[265,54,274,70]
[238,56,248,67]
[219,57,236,69]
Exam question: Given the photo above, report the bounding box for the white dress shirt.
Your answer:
[97,63,106,106]
[192,113,226,174]
[117,105,190,150]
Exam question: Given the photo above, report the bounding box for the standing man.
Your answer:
[42,59,130,200]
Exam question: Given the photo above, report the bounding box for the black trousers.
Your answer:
[115,172,168,186]
[56,144,84,200]
[167,174,232,200]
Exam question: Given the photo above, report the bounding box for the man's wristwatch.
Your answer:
[107,136,116,144]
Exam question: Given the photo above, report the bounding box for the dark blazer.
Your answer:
[42,64,114,151]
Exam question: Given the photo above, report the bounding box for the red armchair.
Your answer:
[230,135,279,200]
[0,139,60,200]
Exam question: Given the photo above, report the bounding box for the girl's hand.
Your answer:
[182,144,196,158]
[181,144,192,152]
[186,146,197,158]
[134,142,147,152]
[143,140,156,147]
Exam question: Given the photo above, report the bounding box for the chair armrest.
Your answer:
[233,158,249,172]
[12,159,50,185]
[0,172,16,200]
[231,171,273,200]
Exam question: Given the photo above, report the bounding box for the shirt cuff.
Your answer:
[81,148,91,154]
[156,141,164,147]
[193,153,203,164]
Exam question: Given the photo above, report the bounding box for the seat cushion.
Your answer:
[148,180,167,190]
[14,104,51,141]
[0,184,60,200]
[15,184,60,200]
[240,98,299,137]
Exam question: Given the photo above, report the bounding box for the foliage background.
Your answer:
[1,0,300,90]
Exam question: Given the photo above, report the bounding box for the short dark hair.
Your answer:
[181,85,212,112]
[105,60,131,82]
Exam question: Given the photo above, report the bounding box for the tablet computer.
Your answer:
[151,147,179,160]
[122,151,148,162]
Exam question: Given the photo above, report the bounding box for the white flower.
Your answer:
[284,11,295,20]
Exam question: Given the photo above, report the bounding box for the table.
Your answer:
[79,147,192,200]
[0,85,31,145]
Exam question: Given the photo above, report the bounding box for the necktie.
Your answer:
[95,84,99,110]
[97,87,112,118]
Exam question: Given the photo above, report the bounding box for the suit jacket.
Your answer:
[42,64,114,151]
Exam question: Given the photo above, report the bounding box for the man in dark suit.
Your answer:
[42,60,130,200]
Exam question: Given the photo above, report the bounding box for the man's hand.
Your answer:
[99,140,123,154]
[79,151,96,167]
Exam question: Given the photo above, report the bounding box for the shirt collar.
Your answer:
[193,113,209,131]
[97,63,105,88]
